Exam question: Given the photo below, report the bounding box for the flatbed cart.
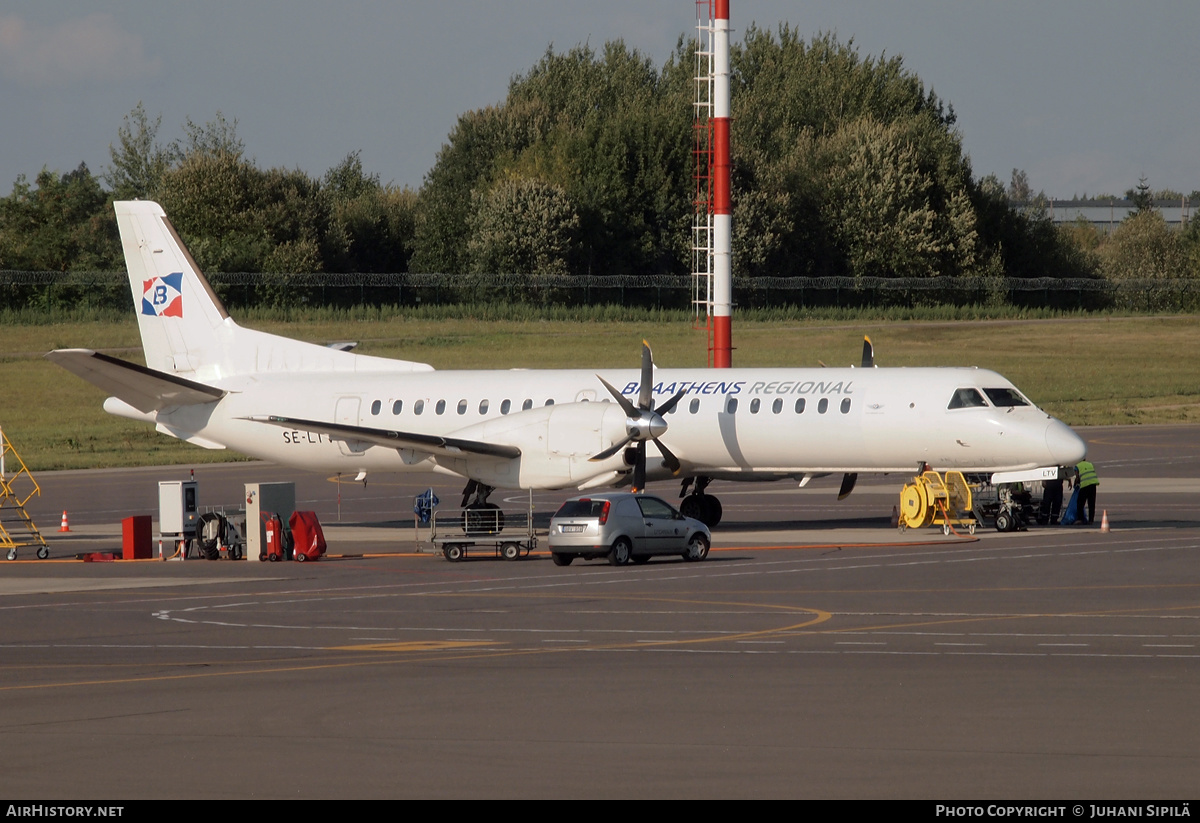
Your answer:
[430,499,538,562]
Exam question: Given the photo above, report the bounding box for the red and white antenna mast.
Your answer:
[693,1,732,367]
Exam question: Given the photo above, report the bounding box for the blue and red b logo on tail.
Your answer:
[141,272,183,317]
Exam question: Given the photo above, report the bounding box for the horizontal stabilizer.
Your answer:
[45,349,226,414]
[247,415,522,460]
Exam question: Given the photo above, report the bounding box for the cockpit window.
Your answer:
[948,388,988,409]
[983,387,1030,407]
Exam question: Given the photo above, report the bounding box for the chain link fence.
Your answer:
[3,270,1199,312]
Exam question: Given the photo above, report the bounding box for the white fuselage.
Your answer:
[145,364,1086,491]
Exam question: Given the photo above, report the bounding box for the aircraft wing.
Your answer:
[46,349,226,413]
[248,415,522,460]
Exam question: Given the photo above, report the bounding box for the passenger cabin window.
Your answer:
[501,399,511,415]
[795,398,806,414]
[983,388,1030,407]
[457,399,467,415]
[522,399,533,411]
[725,397,738,414]
[435,400,446,415]
[772,398,783,414]
[478,399,489,415]
[414,400,425,415]
[840,398,851,414]
[689,398,700,414]
[817,398,828,414]
[545,398,555,406]
[948,388,988,409]
[750,398,760,414]
[371,400,381,415]
[392,400,402,415]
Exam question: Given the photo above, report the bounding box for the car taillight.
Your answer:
[599,500,610,525]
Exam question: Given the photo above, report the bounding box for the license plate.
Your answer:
[560,525,585,533]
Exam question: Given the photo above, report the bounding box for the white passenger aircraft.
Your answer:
[48,201,1087,527]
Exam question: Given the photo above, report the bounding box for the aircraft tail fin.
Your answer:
[116,200,240,377]
[113,200,433,380]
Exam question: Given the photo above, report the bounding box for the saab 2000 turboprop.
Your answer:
[47,201,1087,527]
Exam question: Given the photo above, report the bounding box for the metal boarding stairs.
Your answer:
[0,427,50,560]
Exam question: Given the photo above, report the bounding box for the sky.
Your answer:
[2,1,1196,200]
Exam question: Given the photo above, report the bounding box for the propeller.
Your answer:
[838,337,874,499]
[590,340,686,491]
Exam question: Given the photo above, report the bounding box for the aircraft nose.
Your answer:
[1045,418,1087,465]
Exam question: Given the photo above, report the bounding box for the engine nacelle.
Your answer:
[440,401,632,490]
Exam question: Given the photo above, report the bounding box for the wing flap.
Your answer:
[247,415,522,460]
[46,349,226,413]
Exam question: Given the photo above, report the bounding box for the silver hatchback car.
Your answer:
[548,493,711,566]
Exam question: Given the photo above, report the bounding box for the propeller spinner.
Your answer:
[590,340,685,491]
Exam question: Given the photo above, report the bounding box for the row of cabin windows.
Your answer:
[726,396,851,415]
[368,395,853,417]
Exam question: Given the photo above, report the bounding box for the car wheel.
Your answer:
[683,533,710,562]
[608,537,631,566]
[551,552,573,566]
[502,542,521,561]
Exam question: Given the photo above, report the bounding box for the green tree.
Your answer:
[466,176,579,274]
[105,103,178,200]
[0,163,119,272]
[1098,210,1188,280]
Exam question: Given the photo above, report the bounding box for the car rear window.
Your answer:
[554,500,610,518]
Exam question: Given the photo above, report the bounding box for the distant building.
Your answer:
[1020,199,1195,233]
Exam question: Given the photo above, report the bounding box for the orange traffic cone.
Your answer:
[1100,510,1110,533]
[58,510,70,532]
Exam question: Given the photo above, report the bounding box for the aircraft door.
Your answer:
[334,397,367,456]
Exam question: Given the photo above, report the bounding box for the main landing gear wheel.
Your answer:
[444,544,465,562]
[608,537,631,566]
[680,494,723,528]
[464,503,504,535]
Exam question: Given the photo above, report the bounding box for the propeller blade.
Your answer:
[590,434,634,463]
[596,375,638,418]
[861,336,874,368]
[632,441,646,492]
[654,437,681,474]
[838,472,858,500]
[638,340,654,410]
[655,388,687,416]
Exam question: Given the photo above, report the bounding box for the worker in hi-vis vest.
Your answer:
[1075,460,1099,525]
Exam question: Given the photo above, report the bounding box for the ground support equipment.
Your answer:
[898,470,978,535]
[432,502,537,562]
